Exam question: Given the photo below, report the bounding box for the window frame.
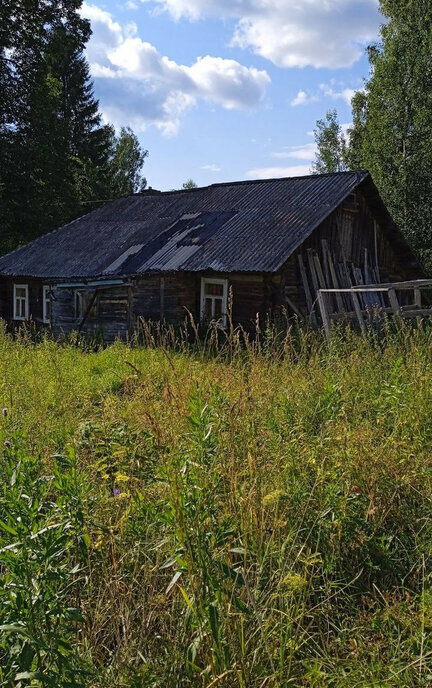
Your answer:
[200,277,228,327]
[42,285,51,324]
[13,284,29,321]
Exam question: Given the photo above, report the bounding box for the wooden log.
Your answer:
[297,254,314,316]
[307,249,320,300]
[285,295,304,320]
[314,253,332,315]
[351,291,367,335]
[323,242,345,313]
[388,287,401,315]
[317,290,331,341]
[321,240,331,288]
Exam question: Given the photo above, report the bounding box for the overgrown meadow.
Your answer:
[1,322,432,687]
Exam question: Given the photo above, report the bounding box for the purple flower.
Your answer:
[113,488,121,497]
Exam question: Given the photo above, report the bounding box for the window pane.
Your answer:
[19,300,25,318]
[16,288,26,298]
[213,298,223,317]
[205,283,223,296]
[205,298,213,317]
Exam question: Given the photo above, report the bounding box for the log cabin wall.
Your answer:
[276,188,423,318]
[133,274,196,325]
[51,285,130,340]
[133,272,269,332]
[0,278,7,322]
[0,277,48,326]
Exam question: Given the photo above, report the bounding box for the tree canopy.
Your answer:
[0,0,148,254]
[313,0,432,270]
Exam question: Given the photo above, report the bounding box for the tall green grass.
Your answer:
[1,321,432,686]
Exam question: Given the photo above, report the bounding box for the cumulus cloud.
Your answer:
[247,165,312,180]
[288,81,360,109]
[290,90,319,107]
[81,3,270,135]
[141,0,380,69]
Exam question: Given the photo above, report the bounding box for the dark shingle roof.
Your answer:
[0,171,369,278]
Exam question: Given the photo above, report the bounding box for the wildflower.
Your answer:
[113,488,121,497]
[280,572,308,593]
[4,440,11,448]
[115,472,130,483]
[2,408,7,418]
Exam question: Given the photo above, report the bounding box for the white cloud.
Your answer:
[201,164,221,172]
[141,0,380,69]
[81,3,270,136]
[125,0,139,8]
[247,165,312,180]
[320,83,358,106]
[290,90,319,107]
[271,143,316,161]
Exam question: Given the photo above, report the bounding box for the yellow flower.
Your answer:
[280,573,308,593]
[115,472,130,482]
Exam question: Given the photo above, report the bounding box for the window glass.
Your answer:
[201,279,228,327]
[213,298,223,317]
[43,286,51,323]
[14,285,28,320]
[205,298,213,317]
[205,283,223,296]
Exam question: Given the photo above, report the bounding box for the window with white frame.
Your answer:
[42,285,51,324]
[13,284,29,321]
[200,278,228,327]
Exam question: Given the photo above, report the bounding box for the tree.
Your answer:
[0,1,149,254]
[311,110,348,174]
[106,127,148,197]
[0,0,93,249]
[346,0,432,268]
[182,179,198,189]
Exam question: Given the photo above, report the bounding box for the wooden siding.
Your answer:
[0,277,49,326]
[276,189,423,318]
[51,285,130,340]
[132,273,269,331]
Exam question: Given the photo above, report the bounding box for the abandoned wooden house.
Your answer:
[0,170,426,340]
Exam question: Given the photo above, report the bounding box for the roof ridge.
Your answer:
[128,170,369,197]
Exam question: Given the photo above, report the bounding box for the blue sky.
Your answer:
[82,0,382,190]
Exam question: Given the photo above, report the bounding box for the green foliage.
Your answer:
[106,127,148,197]
[346,0,432,269]
[182,179,198,190]
[311,110,348,174]
[0,442,90,686]
[1,325,432,685]
[0,1,148,255]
